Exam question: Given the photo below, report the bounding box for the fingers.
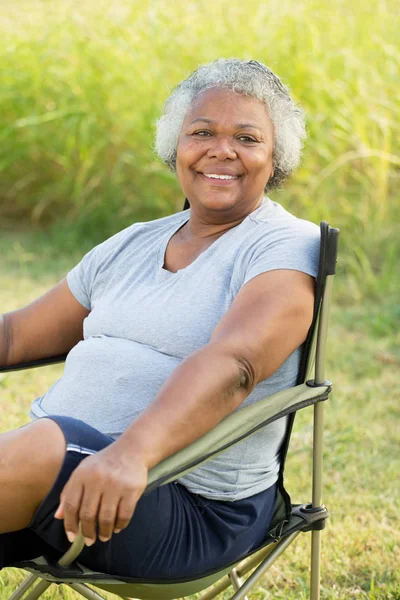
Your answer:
[97,490,139,541]
[114,492,138,534]
[78,486,102,546]
[58,481,84,543]
[56,479,142,545]
[54,447,148,546]
[96,491,121,542]
[60,488,138,545]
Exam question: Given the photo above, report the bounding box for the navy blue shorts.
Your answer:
[1,416,277,579]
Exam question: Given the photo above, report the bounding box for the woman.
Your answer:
[0,59,319,578]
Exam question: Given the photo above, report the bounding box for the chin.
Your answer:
[200,198,239,212]
[195,190,241,210]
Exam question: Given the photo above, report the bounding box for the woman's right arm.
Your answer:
[0,279,90,367]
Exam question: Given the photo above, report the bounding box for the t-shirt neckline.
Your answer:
[157,198,271,277]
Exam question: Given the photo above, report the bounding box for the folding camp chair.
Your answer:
[2,219,339,600]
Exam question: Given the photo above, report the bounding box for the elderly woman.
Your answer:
[0,59,319,578]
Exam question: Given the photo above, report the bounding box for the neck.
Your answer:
[185,196,265,241]
[183,218,243,241]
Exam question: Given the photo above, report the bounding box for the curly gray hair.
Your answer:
[155,58,306,191]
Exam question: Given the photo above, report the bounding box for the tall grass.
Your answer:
[0,0,399,301]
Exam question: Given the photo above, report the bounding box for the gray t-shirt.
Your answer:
[30,198,320,501]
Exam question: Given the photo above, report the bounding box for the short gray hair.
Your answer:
[155,58,306,191]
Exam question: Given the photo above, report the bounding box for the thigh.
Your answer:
[0,530,59,569]
[0,415,111,569]
[27,415,115,558]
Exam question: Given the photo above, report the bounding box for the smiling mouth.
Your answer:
[199,172,241,182]
[203,173,238,180]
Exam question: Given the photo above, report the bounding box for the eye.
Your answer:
[237,135,257,143]
[193,130,212,137]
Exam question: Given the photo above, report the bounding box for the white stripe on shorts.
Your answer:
[66,443,97,456]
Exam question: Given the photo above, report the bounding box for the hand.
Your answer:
[54,441,148,546]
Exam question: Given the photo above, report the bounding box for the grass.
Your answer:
[1,0,400,301]
[0,231,399,600]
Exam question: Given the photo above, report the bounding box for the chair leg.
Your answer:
[8,574,39,600]
[230,532,299,600]
[310,529,321,600]
[229,568,248,600]
[196,574,232,600]
[310,398,325,600]
[17,579,52,600]
[67,583,108,600]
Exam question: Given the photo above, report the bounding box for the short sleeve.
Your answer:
[237,219,320,290]
[66,223,142,310]
[67,245,102,310]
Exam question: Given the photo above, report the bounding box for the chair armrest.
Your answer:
[145,381,331,493]
[21,382,332,567]
[0,354,67,372]
[0,360,330,491]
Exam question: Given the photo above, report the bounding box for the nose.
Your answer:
[207,135,237,160]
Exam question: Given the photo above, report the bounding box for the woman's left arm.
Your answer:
[56,269,314,546]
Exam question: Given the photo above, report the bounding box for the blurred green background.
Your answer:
[1,0,399,304]
[1,1,399,598]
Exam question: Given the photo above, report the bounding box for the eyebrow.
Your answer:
[189,118,262,131]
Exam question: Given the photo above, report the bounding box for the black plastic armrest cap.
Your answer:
[326,227,340,275]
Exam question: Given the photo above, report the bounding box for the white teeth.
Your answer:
[203,173,237,180]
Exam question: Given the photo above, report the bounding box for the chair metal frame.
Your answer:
[3,222,339,600]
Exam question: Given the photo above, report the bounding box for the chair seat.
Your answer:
[14,503,329,594]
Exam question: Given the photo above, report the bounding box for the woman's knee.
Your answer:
[0,419,67,533]
[0,418,66,495]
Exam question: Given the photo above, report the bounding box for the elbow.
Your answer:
[234,354,257,394]
[206,341,259,396]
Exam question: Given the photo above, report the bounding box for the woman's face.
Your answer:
[176,88,274,221]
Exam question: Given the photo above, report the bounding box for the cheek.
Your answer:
[248,153,273,182]
[176,142,201,185]
[176,144,189,179]
[177,138,200,164]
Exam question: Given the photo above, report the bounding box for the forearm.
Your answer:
[116,343,253,469]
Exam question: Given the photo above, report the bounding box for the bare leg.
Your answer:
[0,419,66,533]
